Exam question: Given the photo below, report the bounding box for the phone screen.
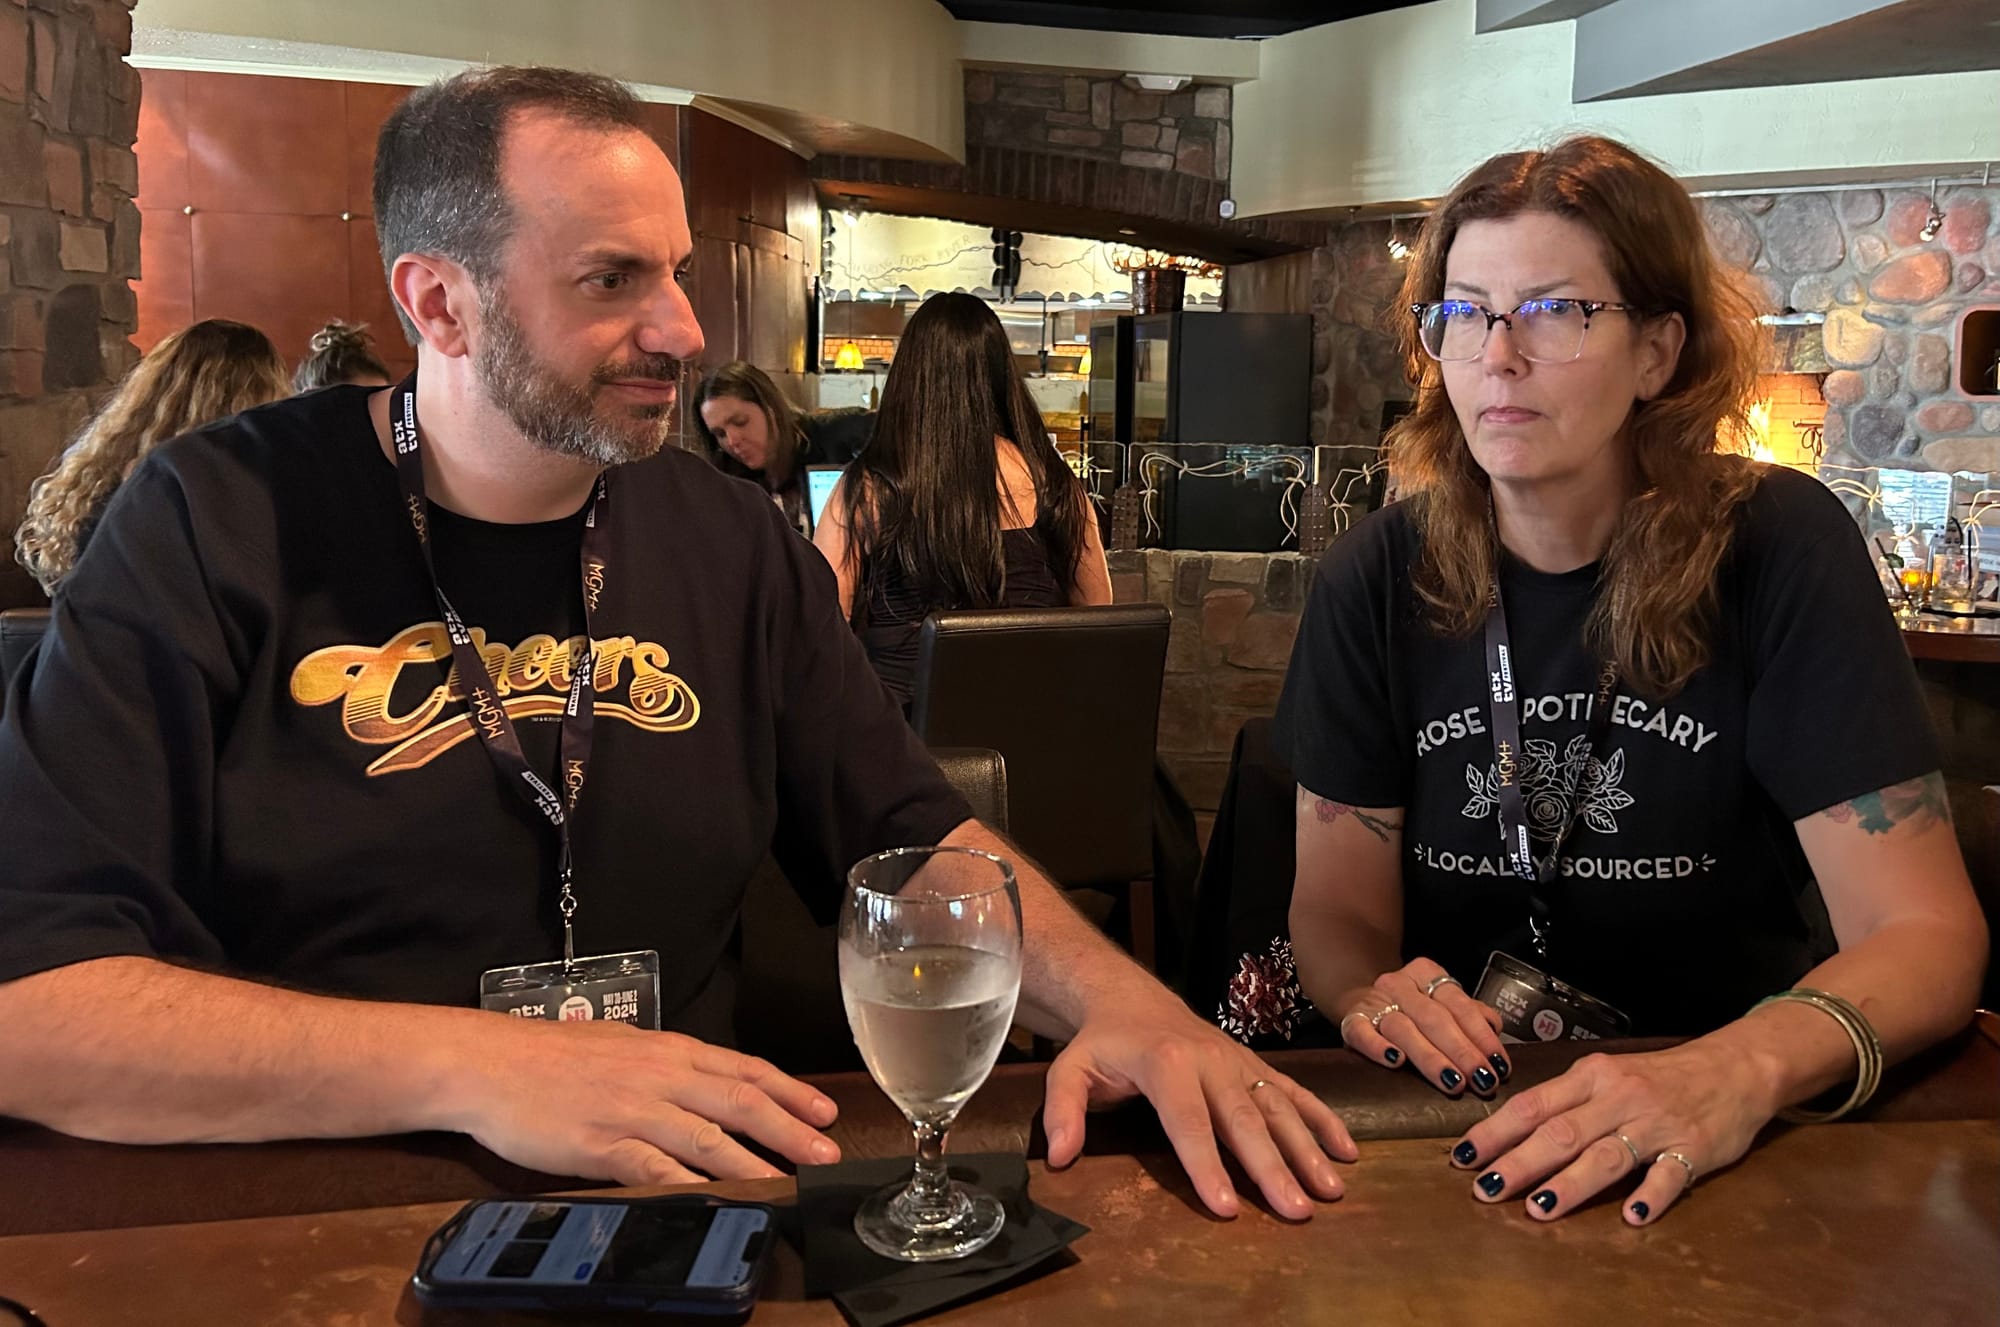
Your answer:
[426,1200,767,1291]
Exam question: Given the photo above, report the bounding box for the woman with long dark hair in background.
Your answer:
[814,292,1111,705]
[15,319,291,595]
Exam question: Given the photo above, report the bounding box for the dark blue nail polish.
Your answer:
[1490,1054,1511,1081]
[1384,1047,1401,1065]
[1452,1141,1478,1167]
[1477,1171,1505,1198]
[1440,1068,1463,1091]
[1472,1066,1497,1093]
[1531,1190,1557,1214]
[1630,1201,1650,1221]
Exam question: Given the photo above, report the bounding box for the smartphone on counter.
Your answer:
[411,1194,776,1316]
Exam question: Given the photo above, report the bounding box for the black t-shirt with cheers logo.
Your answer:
[0,386,970,1044]
[1274,465,1939,1036]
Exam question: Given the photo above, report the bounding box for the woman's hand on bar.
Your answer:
[1445,1043,1769,1226]
[1039,988,1358,1222]
[446,1018,843,1187]
[1336,957,1511,1097]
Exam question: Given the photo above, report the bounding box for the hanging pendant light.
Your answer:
[834,340,865,370]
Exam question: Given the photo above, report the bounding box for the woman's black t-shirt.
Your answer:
[1273,465,1939,1036]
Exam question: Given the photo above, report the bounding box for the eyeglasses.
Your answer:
[1410,298,1645,364]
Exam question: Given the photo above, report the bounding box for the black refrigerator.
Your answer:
[1127,312,1311,552]
[1131,312,1309,444]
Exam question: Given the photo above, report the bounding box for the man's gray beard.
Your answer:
[473,293,677,467]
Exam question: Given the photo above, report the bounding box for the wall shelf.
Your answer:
[1958,306,2000,399]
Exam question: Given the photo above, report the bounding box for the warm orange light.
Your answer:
[1744,398,1775,463]
[1077,347,1092,377]
[834,340,865,370]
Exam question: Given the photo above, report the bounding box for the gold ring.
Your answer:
[1655,1150,1697,1187]
[1370,1002,1402,1030]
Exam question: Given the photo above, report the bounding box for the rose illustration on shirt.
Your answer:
[1463,734,1633,840]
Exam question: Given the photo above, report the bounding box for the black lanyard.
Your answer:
[1481,560,1619,963]
[387,371,609,970]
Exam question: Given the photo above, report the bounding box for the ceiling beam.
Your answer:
[1570,0,2000,101]
[1472,0,1617,33]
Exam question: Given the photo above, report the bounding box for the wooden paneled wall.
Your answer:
[132,71,826,380]
[677,112,820,376]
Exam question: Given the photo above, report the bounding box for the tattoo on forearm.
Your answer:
[1817,773,1952,835]
[1302,793,1402,843]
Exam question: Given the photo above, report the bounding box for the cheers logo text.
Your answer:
[290,623,700,775]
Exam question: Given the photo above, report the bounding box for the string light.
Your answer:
[1105,245,1223,278]
[1135,449,1310,545]
[1919,180,1945,242]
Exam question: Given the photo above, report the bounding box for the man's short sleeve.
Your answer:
[0,459,235,986]
[761,519,972,922]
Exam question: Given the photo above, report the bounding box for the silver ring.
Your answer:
[1424,974,1463,998]
[1614,1133,1643,1166]
[1338,1010,1370,1041]
[1370,1002,1402,1030]
[1655,1150,1697,1187]
[1248,1078,1273,1094]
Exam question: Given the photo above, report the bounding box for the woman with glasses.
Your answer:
[1276,136,1984,1226]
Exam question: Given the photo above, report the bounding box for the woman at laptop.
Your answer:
[694,362,869,537]
[813,292,1112,708]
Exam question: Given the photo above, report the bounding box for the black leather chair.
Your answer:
[909,603,1171,967]
[733,747,1009,1072]
[0,607,51,699]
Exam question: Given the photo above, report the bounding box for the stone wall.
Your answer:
[1108,548,1308,831]
[1701,186,2000,473]
[0,0,139,608]
[1307,219,1412,451]
[965,70,1231,185]
[1290,188,2000,479]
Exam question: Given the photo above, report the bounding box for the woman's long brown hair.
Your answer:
[14,319,290,594]
[1389,135,1765,698]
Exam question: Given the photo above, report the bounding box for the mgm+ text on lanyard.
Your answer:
[387,371,607,971]
[1480,522,1620,965]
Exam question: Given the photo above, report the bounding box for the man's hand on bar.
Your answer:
[1039,987,1358,1222]
[445,1017,845,1186]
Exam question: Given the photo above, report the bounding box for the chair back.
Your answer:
[911,604,1169,890]
[732,748,1010,1071]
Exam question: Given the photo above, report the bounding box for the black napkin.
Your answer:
[795,1152,1089,1327]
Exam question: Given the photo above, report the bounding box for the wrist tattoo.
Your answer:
[1301,791,1402,843]
[1818,772,1952,836]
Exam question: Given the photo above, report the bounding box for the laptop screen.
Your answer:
[806,465,844,533]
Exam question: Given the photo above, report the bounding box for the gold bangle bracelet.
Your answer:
[1752,988,1884,1123]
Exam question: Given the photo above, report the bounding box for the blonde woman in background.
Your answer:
[14,319,290,595]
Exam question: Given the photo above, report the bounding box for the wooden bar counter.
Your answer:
[2,1026,1995,1324]
[1902,613,2000,665]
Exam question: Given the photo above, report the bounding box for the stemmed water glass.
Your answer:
[837,846,1023,1262]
